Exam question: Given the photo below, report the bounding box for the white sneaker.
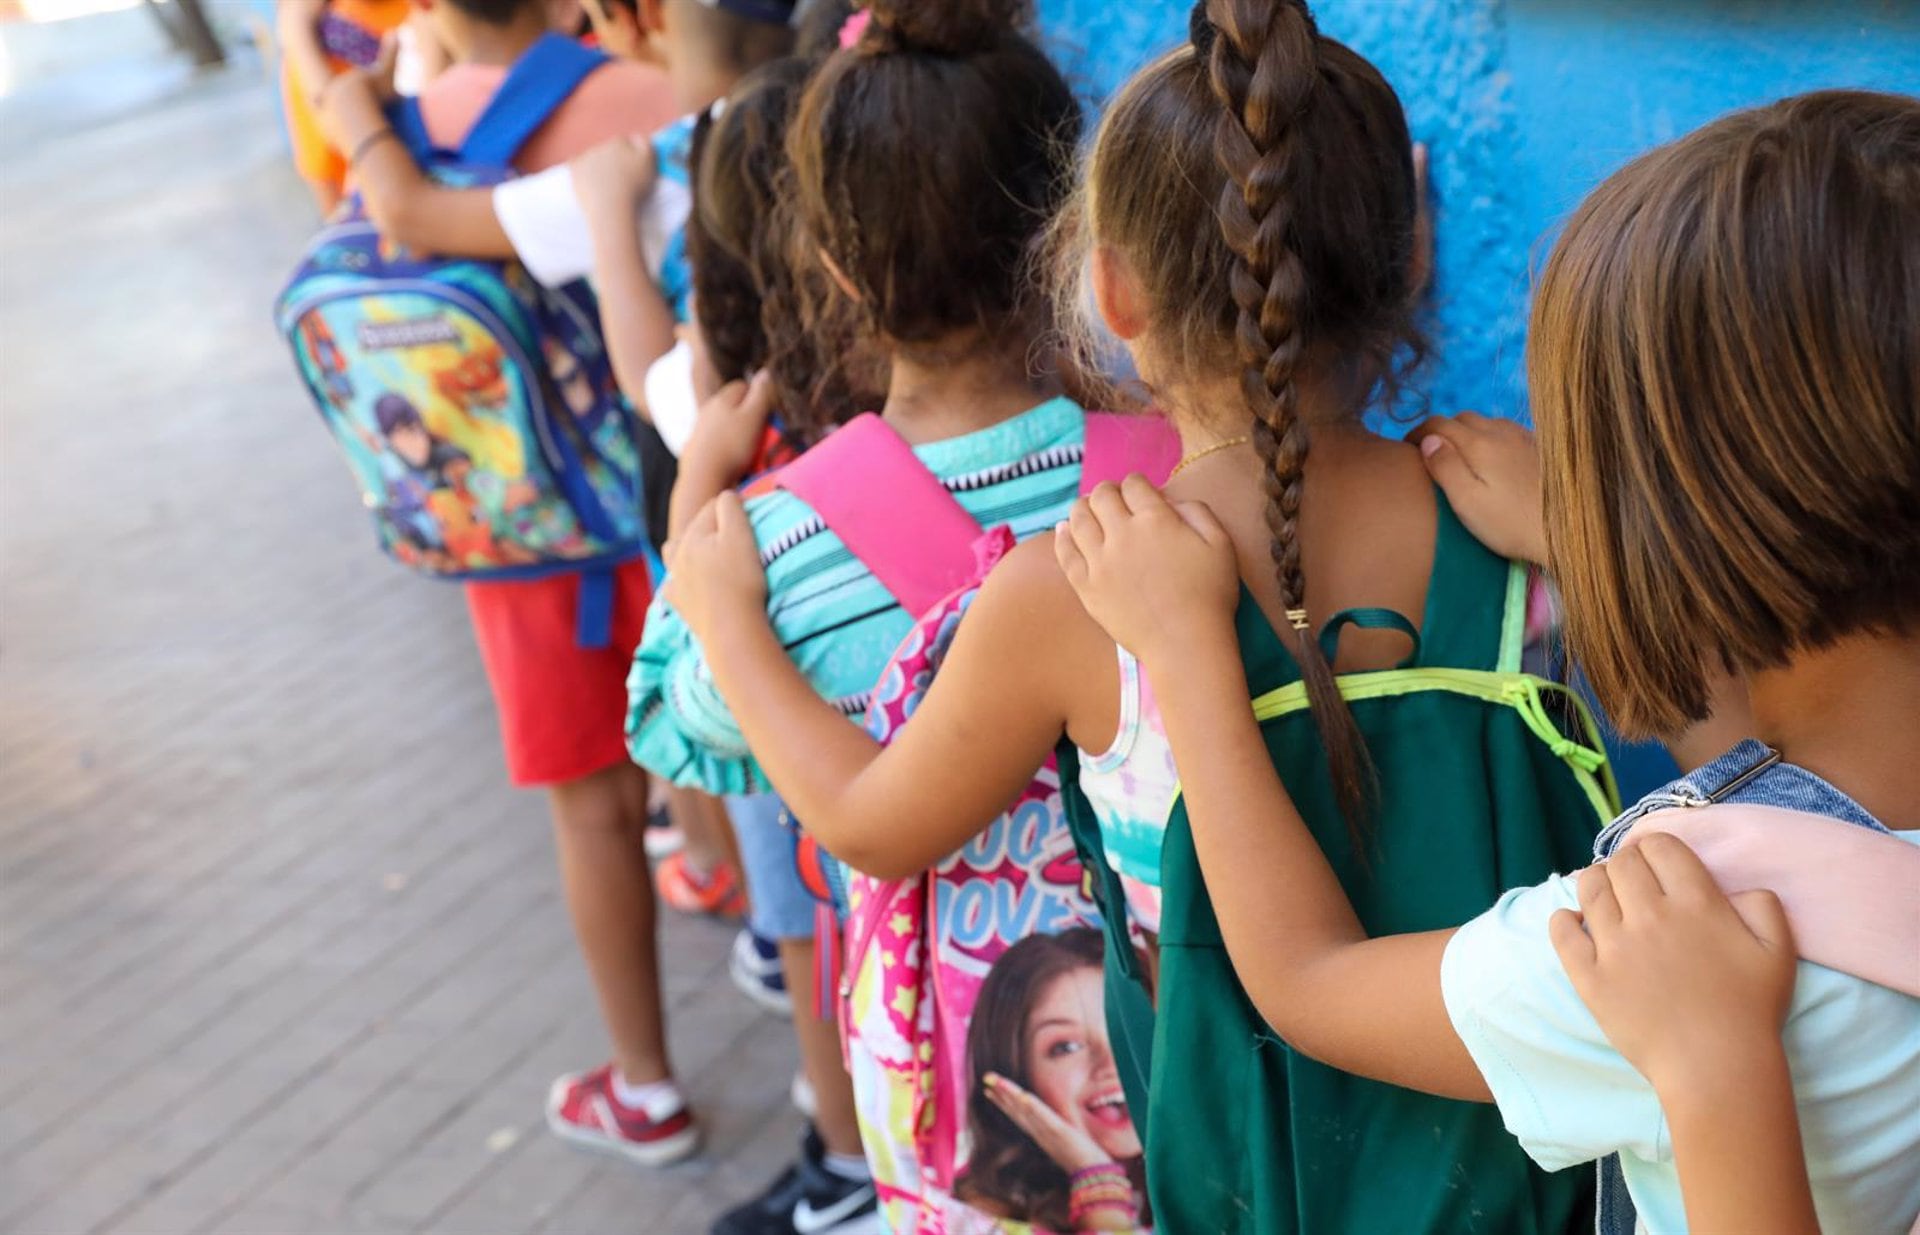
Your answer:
[729,927,793,1017]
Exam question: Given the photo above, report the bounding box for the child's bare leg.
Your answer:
[550,761,671,1084]
[781,937,862,1158]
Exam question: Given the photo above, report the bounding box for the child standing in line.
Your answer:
[661,1,1603,1231]
[611,54,886,1211]
[275,0,414,213]
[626,4,1106,1231]
[1053,87,1920,1234]
[316,0,706,1166]
[320,0,802,929]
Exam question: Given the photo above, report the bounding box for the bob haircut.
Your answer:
[1532,89,1920,739]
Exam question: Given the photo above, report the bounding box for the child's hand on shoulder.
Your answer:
[1550,833,1798,1096]
[569,135,656,226]
[662,491,767,642]
[681,371,777,490]
[1413,413,1547,565]
[1055,475,1239,668]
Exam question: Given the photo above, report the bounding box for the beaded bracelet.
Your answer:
[1070,1163,1129,1187]
[1068,1193,1138,1227]
[1067,1163,1137,1228]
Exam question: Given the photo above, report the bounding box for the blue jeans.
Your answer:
[725,794,818,942]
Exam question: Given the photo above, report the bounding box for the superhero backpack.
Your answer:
[774,411,1179,1235]
[275,35,648,644]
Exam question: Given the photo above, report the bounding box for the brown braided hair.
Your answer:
[1058,0,1424,845]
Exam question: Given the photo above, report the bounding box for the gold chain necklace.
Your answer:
[1165,436,1310,630]
[1168,435,1251,480]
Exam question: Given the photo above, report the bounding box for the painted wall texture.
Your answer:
[1034,0,1917,794]
[1037,0,1919,421]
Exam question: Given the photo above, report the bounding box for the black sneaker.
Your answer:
[711,1127,882,1235]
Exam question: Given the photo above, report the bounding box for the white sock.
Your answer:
[822,1149,871,1182]
[611,1071,683,1121]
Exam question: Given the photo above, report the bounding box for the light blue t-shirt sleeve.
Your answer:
[1440,875,1670,1173]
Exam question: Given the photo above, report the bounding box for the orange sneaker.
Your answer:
[654,851,748,917]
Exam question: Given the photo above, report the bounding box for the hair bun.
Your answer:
[862,0,1031,55]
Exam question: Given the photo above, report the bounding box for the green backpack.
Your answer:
[1060,493,1617,1234]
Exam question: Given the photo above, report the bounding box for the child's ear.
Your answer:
[1090,245,1148,341]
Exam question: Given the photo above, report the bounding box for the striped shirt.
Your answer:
[627,396,1091,794]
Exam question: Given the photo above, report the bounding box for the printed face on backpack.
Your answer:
[387,420,433,469]
[1026,966,1140,1161]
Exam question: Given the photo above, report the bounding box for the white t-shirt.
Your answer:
[1441,834,1920,1235]
[490,161,691,291]
[642,338,699,457]
[489,119,694,296]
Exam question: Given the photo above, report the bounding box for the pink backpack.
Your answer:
[1617,804,1920,998]
[776,411,1177,1235]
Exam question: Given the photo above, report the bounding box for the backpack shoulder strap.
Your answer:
[389,95,436,163]
[1416,487,1523,672]
[1080,412,1181,493]
[774,414,983,614]
[1620,804,1920,998]
[460,34,610,167]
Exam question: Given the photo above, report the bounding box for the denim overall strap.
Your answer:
[1592,740,1785,858]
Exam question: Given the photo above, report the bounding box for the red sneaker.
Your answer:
[654,851,748,917]
[544,1065,700,1166]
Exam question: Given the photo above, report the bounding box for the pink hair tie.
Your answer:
[838,8,871,48]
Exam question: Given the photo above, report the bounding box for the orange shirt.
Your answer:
[281,0,413,191]
[418,58,677,173]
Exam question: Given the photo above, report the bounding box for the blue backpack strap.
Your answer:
[460,33,609,168]
[389,95,435,162]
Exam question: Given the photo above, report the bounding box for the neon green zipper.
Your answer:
[1247,668,1622,819]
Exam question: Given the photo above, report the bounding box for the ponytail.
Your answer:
[786,0,1078,354]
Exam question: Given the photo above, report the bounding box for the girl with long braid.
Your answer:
[665,1,1596,1228]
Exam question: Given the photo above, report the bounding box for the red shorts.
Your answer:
[464,560,654,787]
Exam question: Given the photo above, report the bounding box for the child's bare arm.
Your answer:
[664,500,1091,881]
[277,0,336,106]
[572,138,675,411]
[1551,837,1816,1235]
[320,71,516,258]
[1057,477,1491,1101]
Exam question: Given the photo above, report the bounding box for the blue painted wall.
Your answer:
[1038,0,1918,420]
[1034,0,1918,796]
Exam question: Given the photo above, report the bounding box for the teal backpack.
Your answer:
[1060,493,1618,1234]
